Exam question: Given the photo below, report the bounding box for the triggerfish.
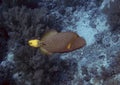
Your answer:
[28,30,86,55]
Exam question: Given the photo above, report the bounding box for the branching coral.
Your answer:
[0,4,65,85]
[0,2,78,84]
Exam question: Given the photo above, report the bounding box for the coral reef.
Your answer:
[0,0,120,85]
[0,2,64,85]
[0,63,15,85]
[2,0,39,9]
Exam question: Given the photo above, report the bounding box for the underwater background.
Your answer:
[0,0,120,85]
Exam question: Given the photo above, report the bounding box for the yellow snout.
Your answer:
[28,39,40,47]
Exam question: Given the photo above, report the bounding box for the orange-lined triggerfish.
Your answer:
[28,30,86,55]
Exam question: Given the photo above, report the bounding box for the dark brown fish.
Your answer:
[28,30,86,55]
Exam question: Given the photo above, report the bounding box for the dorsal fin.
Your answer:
[41,29,58,41]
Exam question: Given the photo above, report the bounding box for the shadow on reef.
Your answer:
[0,26,9,62]
[0,0,2,5]
[102,0,120,32]
[2,0,39,9]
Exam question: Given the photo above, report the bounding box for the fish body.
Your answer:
[28,30,86,55]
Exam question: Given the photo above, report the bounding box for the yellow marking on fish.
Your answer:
[28,39,40,47]
[66,34,78,49]
[28,39,52,55]
[67,43,72,49]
